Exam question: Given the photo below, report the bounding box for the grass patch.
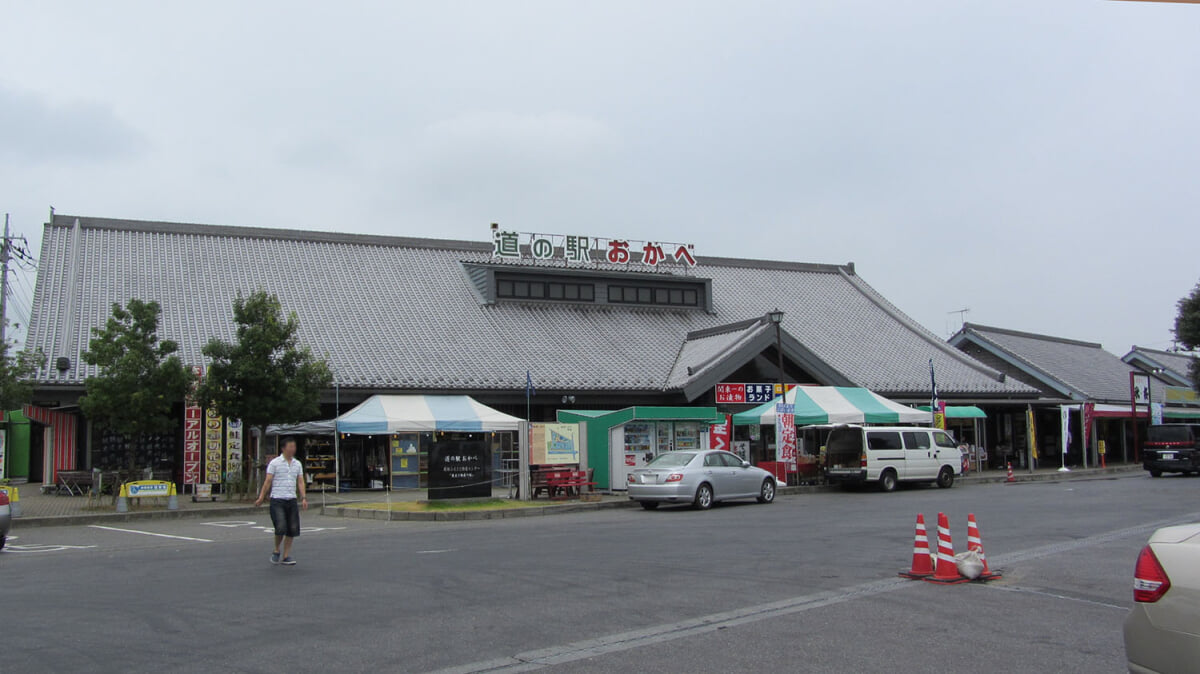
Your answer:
[338,498,545,512]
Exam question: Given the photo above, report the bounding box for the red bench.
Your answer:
[534,468,596,500]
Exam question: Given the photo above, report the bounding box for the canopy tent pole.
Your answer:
[334,383,340,494]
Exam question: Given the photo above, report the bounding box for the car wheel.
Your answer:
[640,501,659,511]
[693,483,714,510]
[757,479,776,504]
[1149,470,1163,478]
[878,470,897,493]
[936,466,955,489]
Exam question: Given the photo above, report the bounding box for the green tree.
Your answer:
[0,338,44,412]
[195,291,331,481]
[81,299,195,472]
[1174,281,1200,393]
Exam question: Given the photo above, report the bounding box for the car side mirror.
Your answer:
[742,461,751,468]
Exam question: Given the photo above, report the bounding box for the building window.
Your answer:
[496,275,594,303]
[609,283,702,307]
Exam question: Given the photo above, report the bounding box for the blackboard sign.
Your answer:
[428,440,491,500]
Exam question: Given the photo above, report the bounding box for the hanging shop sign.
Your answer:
[715,383,796,404]
[1130,372,1151,414]
[226,419,243,480]
[204,409,224,484]
[1166,386,1199,404]
[491,229,697,268]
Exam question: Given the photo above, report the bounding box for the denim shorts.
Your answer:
[269,498,301,537]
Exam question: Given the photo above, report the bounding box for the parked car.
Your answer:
[1143,424,1200,477]
[1123,523,1200,673]
[0,489,11,551]
[824,425,960,492]
[627,450,776,510]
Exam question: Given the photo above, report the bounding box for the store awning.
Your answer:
[731,387,932,426]
[336,395,523,434]
[916,405,987,419]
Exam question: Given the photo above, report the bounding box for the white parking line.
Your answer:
[88,525,213,542]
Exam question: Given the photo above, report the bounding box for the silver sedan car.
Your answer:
[0,489,11,550]
[1123,523,1200,673]
[627,450,777,510]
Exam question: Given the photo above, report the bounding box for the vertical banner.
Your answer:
[183,366,204,485]
[226,419,243,481]
[933,401,947,430]
[775,403,797,468]
[709,415,732,451]
[1082,403,1095,454]
[1026,407,1039,466]
[183,406,203,484]
[204,409,224,484]
[0,428,7,481]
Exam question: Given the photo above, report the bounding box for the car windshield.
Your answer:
[1148,426,1193,443]
[648,452,696,467]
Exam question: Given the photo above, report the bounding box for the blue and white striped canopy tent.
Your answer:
[731,387,932,426]
[335,394,523,434]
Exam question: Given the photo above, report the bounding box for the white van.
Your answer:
[823,425,960,492]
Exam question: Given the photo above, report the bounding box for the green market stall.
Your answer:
[557,407,725,491]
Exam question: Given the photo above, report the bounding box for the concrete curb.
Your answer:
[322,498,639,522]
[960,465,1143,485]
[13,467,1144,528]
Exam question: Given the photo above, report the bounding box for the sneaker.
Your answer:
[270,552,281,565]
[281,557,296,566]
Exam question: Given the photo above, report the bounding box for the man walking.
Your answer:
[255,436,307,565]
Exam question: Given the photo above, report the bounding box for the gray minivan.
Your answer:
[824,425,960,492]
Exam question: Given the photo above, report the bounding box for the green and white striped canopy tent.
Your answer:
[731,386,933,426]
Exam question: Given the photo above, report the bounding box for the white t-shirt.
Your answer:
[267,455,304,500]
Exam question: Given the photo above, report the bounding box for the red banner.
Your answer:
[183,366,204,485]
[709,415,732,451]
[183,406,203,484]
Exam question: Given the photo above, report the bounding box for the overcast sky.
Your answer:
[2,1,1197,356]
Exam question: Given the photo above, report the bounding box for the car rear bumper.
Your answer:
[825,469,866,484]
[627,482,695,503]
[1144,459,1198,473]
[1125,604,1200,673]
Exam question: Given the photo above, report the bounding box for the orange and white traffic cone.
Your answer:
[1006,462,1015,483]
[899,514,935,579]
[966,513,1002,581]
[925,512,968,584]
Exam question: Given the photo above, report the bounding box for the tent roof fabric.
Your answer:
[732,387,932,426]
[917,405,988,419]
[336,395,523,434]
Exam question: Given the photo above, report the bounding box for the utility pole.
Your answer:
[1,213,9,346]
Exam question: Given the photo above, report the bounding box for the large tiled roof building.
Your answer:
[28,214,1036,413]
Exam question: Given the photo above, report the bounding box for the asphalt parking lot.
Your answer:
[3,472,1196,673]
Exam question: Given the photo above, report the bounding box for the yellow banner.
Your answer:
[205,409,224,484]
[1026,408,1039,461]
[1166,386,1199,404]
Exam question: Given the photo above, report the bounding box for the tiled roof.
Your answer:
[27,215,1035,398]
[1123,346,1196,388]
[951,323,1160,403]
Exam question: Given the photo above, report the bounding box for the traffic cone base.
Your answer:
[899,513,935,579]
